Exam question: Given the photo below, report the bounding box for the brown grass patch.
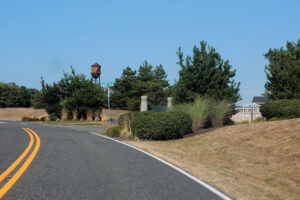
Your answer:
[0,107,47,120]
[126,118,300,200]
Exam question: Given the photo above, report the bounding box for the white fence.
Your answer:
[231,103,262,122]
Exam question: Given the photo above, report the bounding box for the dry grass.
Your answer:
[0,107,47,120]
[101,109,128,122]
[126,118,300,200]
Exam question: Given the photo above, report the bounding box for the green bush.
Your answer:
[234,120,249,125]
[40,117,46,121]
[22,116,40,121]
[267,117,287,121]
[130,111,192,140]
[118,112,136,130]
[49,115,57,121]
[260,99,300,120]
[252,117,265,123]
[106,126,120,137]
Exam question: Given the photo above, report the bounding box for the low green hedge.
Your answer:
[260,99,300,120]
[130,111,192,140]
[106,126,120,137]
[22,116,40,121]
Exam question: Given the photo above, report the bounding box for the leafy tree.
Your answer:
[111,61,170,110]
[173,41,241,104]
[264,39,300,99]
[0,82,37,108]
[33,67,105,118]
[38,80,62,118]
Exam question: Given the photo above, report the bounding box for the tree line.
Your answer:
[1,39,299,118]
[0,82,37,108]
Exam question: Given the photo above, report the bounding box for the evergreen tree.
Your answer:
[264,39,300,99]
[111,61,170,110]
[33,67,105,118]
[173,41,241,104]
[0,82,37,108]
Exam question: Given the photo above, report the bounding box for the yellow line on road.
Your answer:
[0,128,34,183]
[0,128,40,199]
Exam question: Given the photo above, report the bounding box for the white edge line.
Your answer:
[90,132,233,200]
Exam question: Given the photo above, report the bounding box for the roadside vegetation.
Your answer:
[0,82,37,108]
[126,118,300,200]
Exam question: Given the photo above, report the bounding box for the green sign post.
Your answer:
[101,81,114,124]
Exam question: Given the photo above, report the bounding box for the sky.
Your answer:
[0,0,299,105]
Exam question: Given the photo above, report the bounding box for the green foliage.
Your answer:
[111,61,170,110]
[171,96,230,131]
[22,116,40,121]
[33,67,105,118]
[0,82,37,108]
[49,115,57,121]
[106,126,120,137]
[130,111,192,140]
[264,39,300,100]
[252,117,265,123]
[40,116,46,121]
[260,99,300,120]
[118,111,137,131]
[35,80,62,118]
[267,117,287,121]
[173,41,241,104]
[171,96,211,131]
[210,100,231,127]
[234,120,249,125]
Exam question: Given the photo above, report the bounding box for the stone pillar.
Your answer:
[167,97,173,109]
[140,96,148,112]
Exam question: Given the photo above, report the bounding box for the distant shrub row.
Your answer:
[260,99,300,120]
[22,116,56,121]
[119,111,192,140]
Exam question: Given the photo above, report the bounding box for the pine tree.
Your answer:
[111,61,170,110]
[173,41,241,104]
[264,39,300,99]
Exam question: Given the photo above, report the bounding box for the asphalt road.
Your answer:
[0,120,226,200]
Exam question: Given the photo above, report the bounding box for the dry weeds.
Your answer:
[126,118,300,200]
[0,107,47,120]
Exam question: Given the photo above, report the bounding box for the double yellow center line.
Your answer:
[0,128,40,199]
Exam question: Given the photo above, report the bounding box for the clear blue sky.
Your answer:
[0,0,299,105]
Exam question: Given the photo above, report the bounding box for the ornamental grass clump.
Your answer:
[209,100,230,127]
[171,96,230,131]
[171,96,211,132]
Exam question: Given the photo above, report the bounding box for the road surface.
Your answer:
[0,120,227,200]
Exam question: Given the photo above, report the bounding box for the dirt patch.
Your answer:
[126,119,300,200]
[0,107,47,121]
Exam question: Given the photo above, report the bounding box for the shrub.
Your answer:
[171,96,230,130]
[118,111,147,132]
[171,96,211,131]
[49,115,57,121]
[106,126,120,137]
[130,111,192,140]
[40,117,46,121]
[22,116,40,121]
[268,117,287,121]
[253,117,265,123]
[235,120,249,125]
[260,99,300,120]
[209,100,230,127]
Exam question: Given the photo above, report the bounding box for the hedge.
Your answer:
[130,111,192,140]
[260,99,300,120]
